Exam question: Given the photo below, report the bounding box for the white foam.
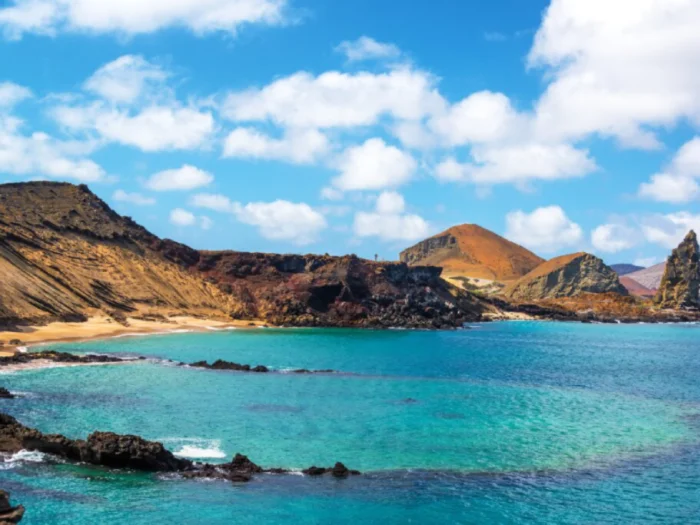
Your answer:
[5,449,50,463]
[15,346,28,353]
[161,438,227,459]
[112,329,194,339]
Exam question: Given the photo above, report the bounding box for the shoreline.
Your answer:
[0,315,267,356]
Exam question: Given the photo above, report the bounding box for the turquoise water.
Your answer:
[1,322,700,523]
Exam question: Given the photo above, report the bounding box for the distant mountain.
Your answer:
[610,264,644,276]
[504,252,627,301]
[619,276,655,298]
[400,224,543,283]
[625,263,667,291]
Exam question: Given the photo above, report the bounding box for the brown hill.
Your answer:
[0,182,487,329]
[625,262,666,290]
[504,252,628,301]
[400,224,543,282]
[619,276,655,298]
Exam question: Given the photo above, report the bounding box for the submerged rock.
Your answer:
[0,388,14,399]
[189,360,269,373]
[0,490,24,523]
[655,230,700,309]
[0,351,126,368]
[302,462,360,478]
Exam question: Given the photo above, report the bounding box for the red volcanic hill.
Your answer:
[399,224,544,283]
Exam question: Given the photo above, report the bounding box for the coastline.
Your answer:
[0,315,267,356]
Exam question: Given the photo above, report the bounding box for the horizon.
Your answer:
[1,0,699,267]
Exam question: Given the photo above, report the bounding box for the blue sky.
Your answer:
[1,0,699,266]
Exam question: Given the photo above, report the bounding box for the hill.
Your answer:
[0,182,487,329]
[619,276,655,297]
[625,263,666,290]
[610,264,644,276]
[504,252,627,301]
[399,224,544,283]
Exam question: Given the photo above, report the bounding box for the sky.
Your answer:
[1,0,699,266]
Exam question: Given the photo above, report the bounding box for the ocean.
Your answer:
[1,321,699,524]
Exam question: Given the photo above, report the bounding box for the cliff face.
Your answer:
[160,248,487,328]
[0,182,235,326]
[654,230,700,309]
[400,224,543,282]
[504,253,628,301]
[0,182,486,328]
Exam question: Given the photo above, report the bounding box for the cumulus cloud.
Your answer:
[84,55,168,104]
[641,212,700,249]
[169,208,211,229]
[639,137,700,203]
[0,0,288,40]
[333,138,416,191]
[53,103,215,152]
[223,127,329,164]
[335,36,401,62]
[505,205,582,253]
[529,0,700,148]
[190,193,237,213]
[112,189,155,206]
[434,143,595,185]
[591,223,639,253]
[145,165,213,191]
[222,68,444,129]
[233,200,327,245]
[353,191,429,242]
[0,118,107,182]
[0,82,31,108]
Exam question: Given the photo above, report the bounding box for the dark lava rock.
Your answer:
[0,351,126,368]
[302,462,360,478]
[190,360,269,373]
[0,490,24,523]
[8,340,21,346]
[0,388,14,399]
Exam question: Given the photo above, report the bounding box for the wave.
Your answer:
[15,346,29,353]
[111,329,195,339]
[3,449,51,465]
[160,438,227,459]
[204,326,238,331]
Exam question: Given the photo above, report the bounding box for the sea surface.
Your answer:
[1,322,700,524]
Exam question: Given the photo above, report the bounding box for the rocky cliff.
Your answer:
[159,246,487,328]
[654,230,700,309]
[400,224,543,282]
[504,252,628,301]
[0,182,234,326]
[0,182,486,329]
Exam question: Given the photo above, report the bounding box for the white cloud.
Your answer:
[145,165,213,191]
[333,138,416,191]
[0,0,288,40]
[353,191,429,242]
[505,205,583,253]
[113,189,155,205]
[222,68,445,129]
[190,193,236,213]
[223,127,329,164]
[434,143,596,185]
[335,36,401,62]
[0,82,31,108]
[233,200,327,245]
[641,212,700,249]
[53,103,215,152]
[634,257,657,268]
[0,119,106,182]
[429,91,521,146]
[84,55,167,104]
[169,208,196,227]
[591,223,639,253]
[528,0,700,148]
[320,187,344,201]
[199,216,213,230]
[639,137,700,203]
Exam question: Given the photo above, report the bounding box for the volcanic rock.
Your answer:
[190,360,269,373]
[0,388,14,399]
[400,224,543,283]
[655,230,700,309]
[504,253,627,301]
[302,462,360,478]
[0,490,24,524]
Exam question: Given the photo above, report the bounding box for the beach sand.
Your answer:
[0,315,265,355]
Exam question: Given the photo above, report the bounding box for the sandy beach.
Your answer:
[0,315,266,356]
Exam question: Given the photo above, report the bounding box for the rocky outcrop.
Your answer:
[0,389,14,399]
[169,250,487,328]
[0,182,487,330]
[0,490,24,524]
[504,253,628,301]
[0,350,128,368]
[190,360,269,373]
[0,413,359,483]
[655,230,700,309]
[400,224,544,282]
